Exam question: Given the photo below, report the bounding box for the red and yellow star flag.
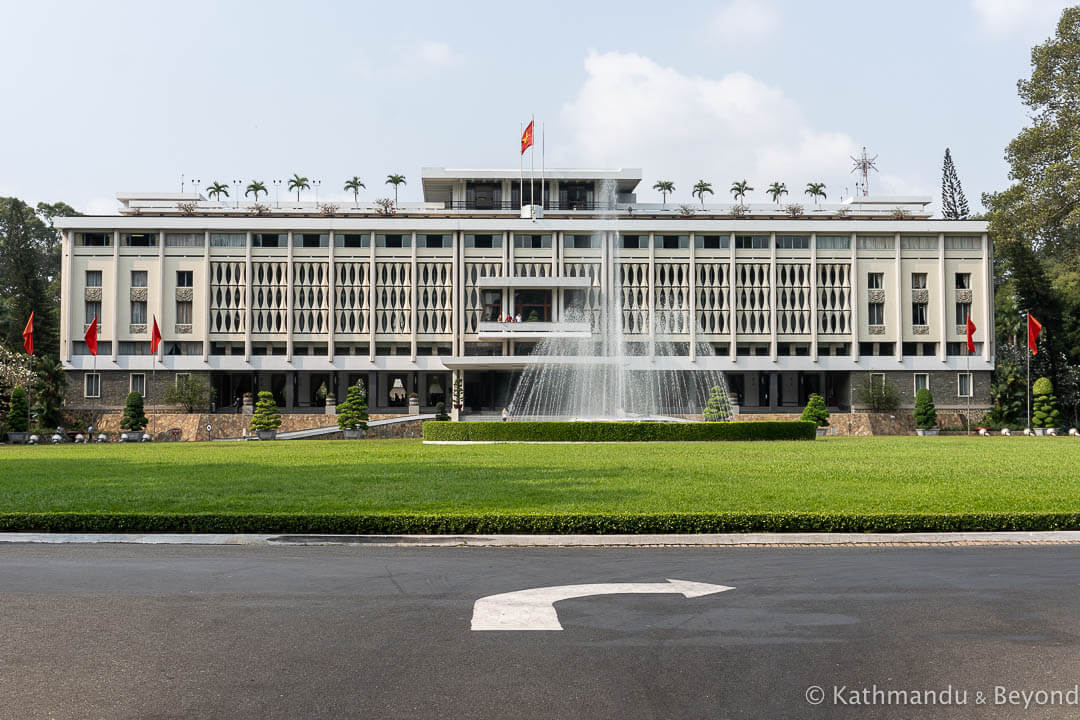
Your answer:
[84,315,98,356]
[966,314,976,354]
[1028,313,1043,355]
[521,120,534,154]
[151,316,162,355]
[22,312,33,355]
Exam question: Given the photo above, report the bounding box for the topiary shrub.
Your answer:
[6,386,29,433]
[120,391,148,431]
[250,391,282,432]
[434,401,450,421]
[336,382,368,431]
[702,385,731,421]
[1032,377,1061,429]
[914,388,937,430]
[800,393,829,427]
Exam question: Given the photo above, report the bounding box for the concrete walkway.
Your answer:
[214,413,435,441]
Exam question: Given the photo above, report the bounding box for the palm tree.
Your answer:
[288,174,310,203]
[386,174,406,205]
[245,180,268,203]
[730,179,753,204]
[692,180,714,207]
[343,176,366,208]
[206,181,230,202]
[652,180,675,207]
[766,181,787,205]
[805,182,827,204]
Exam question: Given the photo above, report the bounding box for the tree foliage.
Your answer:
[800,393,830,427]
[32,356,66,429]
[250,391,282,432]
[1032,377,1061,428]
[702,385,731,421]
[120,391,148,431]
[336,382,368,431]
[914,388,937,430]
[941,148,970,219]
[854,374,900,412]
[162,375,215,413]
[7,385,29,432]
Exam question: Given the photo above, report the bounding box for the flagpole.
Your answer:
[529,114,535,213]
[541,122,545,210]
[1026,311,1032,430]
[966,343,971,435]
[519,121,523,213]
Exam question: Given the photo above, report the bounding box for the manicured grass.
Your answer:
[1,437,1078,518]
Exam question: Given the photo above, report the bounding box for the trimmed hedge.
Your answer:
[422,420,816,442]
[2,511,1080,534]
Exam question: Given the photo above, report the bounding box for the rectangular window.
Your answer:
[78,233,110,247]
[86,270,102,287]
[131,300,147,324]
[564,234,600,249]
[775,235,810,249]
[131,270,147,288]
[958,372,973,397]
[900,235,938,250]
[695,234,729,249]
[955,302,971,325]
[84,373,101,398]
[656,234,689,249]
[868,302,885,325]
[252,233,286,248]
[945,236,981,250]
[914,373,929,394]
[870,373,885,389]
[912,302,928,325]
[334,233,370,248]
[955,272,971,289]
[130,373,145,396]
[123,233,157,247]
[481,290,503,322]
[514,234,551,249]
[85,300,101,325]
[464,234,500,249]
[948,341,982,355]
[815,235,850,250]
[418,234,451,249]
[210,233,246,248]
[376,233,410,248]
[165,232,204,248]
[176,271,193,288]
[176,301,193,324]
[911,273,928,289]
[734,234,769,249]
[621,234,647,249]
[118,342,150,354]
[867,272,883,289]
[293,233,329,248]
[856,235,895,250]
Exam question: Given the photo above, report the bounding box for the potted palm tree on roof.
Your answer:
[288,174,310,204]
[385,174,406,205]
[730,179,753,204]
[245,180,268,203]
[805,182,827,205]
[206,181,229,203]
[652,180,674,208]
[344,176,365,208]
[766,181,788,206]
[692,180,713,207]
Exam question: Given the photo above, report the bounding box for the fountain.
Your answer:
[509,182,732,421]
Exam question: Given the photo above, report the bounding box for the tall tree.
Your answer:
[983,7,1080,258]
[940,148,970,219]
[385,174,406,205]
[0,198,58,358]
[344,176,365,207]
[652,180,674,207]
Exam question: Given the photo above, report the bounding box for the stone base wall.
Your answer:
[60,411,409,441]
[738,410,990,436]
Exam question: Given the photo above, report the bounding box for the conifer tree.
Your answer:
[120,391,148,431]
[941,148,970,219]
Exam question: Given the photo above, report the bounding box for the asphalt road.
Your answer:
[3,544,1080,719]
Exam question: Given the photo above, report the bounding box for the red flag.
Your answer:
[22,312,33,355]
[151,316,162,355]
[1028,313,1043,355]
[520,120,534,154]
[84,316,98,356]
[966,315,976,354]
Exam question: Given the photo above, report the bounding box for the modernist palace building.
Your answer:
[55,167,992,416]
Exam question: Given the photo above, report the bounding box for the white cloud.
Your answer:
[416,41,461,68]
[708,0,780,47]
[971,0,1069,36]
[559,51,915,205]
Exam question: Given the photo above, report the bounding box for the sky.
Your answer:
[0,0,1072,215]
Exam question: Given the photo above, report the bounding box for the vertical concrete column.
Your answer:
[62,230,73,362]
[244,232,253,362]
[601,230,610,356]
[894,232,903,361]
[285,370,294,411]
[327,231,335,361]
[689,232,697,363]
[157,228,166,361]
[202,231,210,363]
[286,231,294,362]
[728,231,736,362]
[410,231,417,361]
[982,233,991,362]
[809,233,818,362]
[368,230,376,362]
[648,231,655,359]
[111,230,119,361]
[769,231,777,362]
[937,232,947,361]
[452,231,461,356]
[768,371,779,411]
[850,232,859,361]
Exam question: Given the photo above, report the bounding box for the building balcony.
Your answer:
[476,276,592,289]
[476,321,591,340]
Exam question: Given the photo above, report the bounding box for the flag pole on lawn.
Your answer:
[23,312,34,434]
[1026,312,1043,430]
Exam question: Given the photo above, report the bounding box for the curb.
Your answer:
[4,532,1080,547]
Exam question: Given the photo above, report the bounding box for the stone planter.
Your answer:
[408,397,420,416]
[325,396,337,416]
[916,428,940,436]
[256,429,278,441]
[343,428,367,440]
[6,431,30,444]
[1034,427,1047,436]
[815,427,828,437]
[451,407,461,422]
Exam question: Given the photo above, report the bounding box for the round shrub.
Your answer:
[1032,377,1060,429]
[800,394,829,427]
[120,391,148,431]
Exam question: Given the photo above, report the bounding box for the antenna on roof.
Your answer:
[180,173,185,193]
[850,147,878,196]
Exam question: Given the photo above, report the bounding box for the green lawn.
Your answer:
[1,437,1078,516]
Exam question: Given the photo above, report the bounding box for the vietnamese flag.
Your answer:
[84,316,98,356]
[521,120,534,154]
[22,312,33,355]
[151,315,162,355]
[966,314,976,354]
[1028,313,1043,355]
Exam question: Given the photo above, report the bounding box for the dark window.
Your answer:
[868,303,885,325]
[696,235,728,249]
[911,273,928,289]
[377,234,408,248]
[514,234,550,249]
[252,233,285,248]
[419,234,450,248]
[295,233,328,248]
[912,302,928,325]
[656,235,688,249]
[123,233,157,247]
[78,233,110,247]
[621,234,646,249]
[775,235,810,249]
[867,273,883,289]
[481,290,502,322]
[955,302,971,325]
[514,290,552,322]
[336,234,369,249]
[735,234,769,249]
[468,234,496,249]
[955,272,970,289]
[86,270,102,287]
[176,271,193,288]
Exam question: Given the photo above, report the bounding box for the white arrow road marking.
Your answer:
[471,578,735,631]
